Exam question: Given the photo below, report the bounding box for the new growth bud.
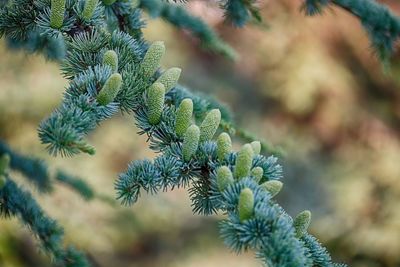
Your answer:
[216,132,232,161]
[182,125,200,162]
[141,41,165,77]
[260,180,282,198]
[294,210,312,238]
[234,144,254,179]
[102,50,118,73]
[50,0,66,29]
[147,83,165,125]
[250,141,261,155]
[216,166,234,191]
[251,167,263,183]
[238,188,254,222]
[175,98,193,137]
[82,0,99,21]
[156,67,181,92]
[199,109,221,142]
[97,73,123,105]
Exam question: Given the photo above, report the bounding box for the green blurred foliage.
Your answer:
[2,0,400,266]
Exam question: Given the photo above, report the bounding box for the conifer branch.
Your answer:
[302,0,400,62]
[0,177,90,266]
[0,140,53,191]
[3,0,398,265]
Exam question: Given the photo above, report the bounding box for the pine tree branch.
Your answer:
[0,140,53,192]
[0,177,90,267]
[302,0,400,62]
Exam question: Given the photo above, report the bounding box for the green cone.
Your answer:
[103,50,118,73]
[234,144,254,179]
[238,188,254,222]
[147,82,165,125]
[97,73,123,105]
[175,99,193,137]
[156,67,181,92]
[182,125,200,162]
[216,166,234,191]
[294,210,312,238]
[260,180,283,198]
[199,109,221,142]
[216,132,232,161]
[50,0,66,29]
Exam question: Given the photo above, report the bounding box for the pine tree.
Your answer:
[1,0,400,266]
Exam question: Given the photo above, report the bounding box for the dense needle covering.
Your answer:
[1,0,400,265]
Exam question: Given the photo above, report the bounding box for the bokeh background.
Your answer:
[1,0,400,266]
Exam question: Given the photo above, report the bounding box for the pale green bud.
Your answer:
[82,0,98,20]
[156,67,181,92]
[103,50,118,73]
[97,73,123,105]
[238,188,254,222]
[141,41,165,77]
[147,82,165,125]
[260,180,283,198]
[175,98,193,137]
[50,0,66,29]
[216,166,234,191]
[182,125,200,162]
[294,210,312,238]
[75,141,96,155]
[251,166,263,183]
[216,132,232,161]
[250,141,261,155]
[199,109,221,142]
[234,144,254,179]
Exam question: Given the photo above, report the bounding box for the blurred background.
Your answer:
[1,0,400,266]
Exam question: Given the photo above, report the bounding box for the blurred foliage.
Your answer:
[2,0,400,266]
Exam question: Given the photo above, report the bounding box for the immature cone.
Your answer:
[97,73,123,105]
[216,132,232,161]
[75,141,96,155]
[141,41,165,77]
[294,210,312,238]
[156,67,181,92]
[50,0,66,29]
[182,125,200,162]
[175,98,193,137]
[199,109,221,142]
[260,180,282,198]
[147,82,165,125]
[103,50,118,73]
[0,154,10,175]
[234,144,254,179]
[82,0,99,21]
[238,188,254,222]
[216,166,234,191]
[250,141,261,155]
[251,166,263,183]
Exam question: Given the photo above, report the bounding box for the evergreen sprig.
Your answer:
[2,0,400,265]
[0,177,89,266]
[303,0,400,62]
[112,43,345,265]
